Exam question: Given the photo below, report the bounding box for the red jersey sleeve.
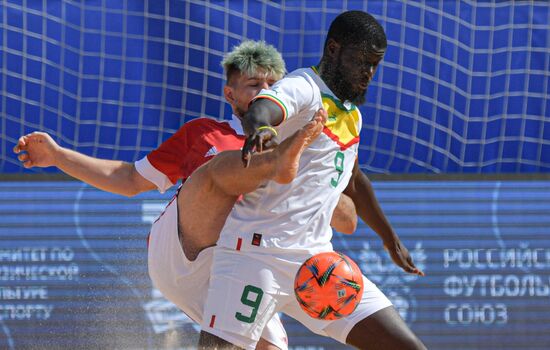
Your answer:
[146,119,206,185]
[145,118,244,186]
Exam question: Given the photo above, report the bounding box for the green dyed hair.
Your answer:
[222,40,286,83]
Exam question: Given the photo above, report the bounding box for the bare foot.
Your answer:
[272,109,327,183]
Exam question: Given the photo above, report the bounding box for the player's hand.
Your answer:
[384,240,425,276]
[242,126,278,167]
[13,131,61,168]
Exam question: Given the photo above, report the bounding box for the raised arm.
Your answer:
[240,98,284,166]
[13,131,155,197]
[343,158,424,276]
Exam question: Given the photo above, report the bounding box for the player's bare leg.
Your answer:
[197,330,281,350]
[176,111,326,261]
[198,332,241,350]
[187,114,325,350]
[271,113,325,184]
[346,306,427,350]
[206,110,326,193]
[255,339,280,350]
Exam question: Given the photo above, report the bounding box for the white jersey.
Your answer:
[217,67,362,253]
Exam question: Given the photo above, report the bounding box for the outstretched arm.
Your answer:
[343,158,424,276]
[13,131,155,197]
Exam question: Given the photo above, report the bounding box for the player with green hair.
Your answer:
[14,39,356,350]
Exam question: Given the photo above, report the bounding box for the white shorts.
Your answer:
[147,198,288,349]
[201,246,393,350]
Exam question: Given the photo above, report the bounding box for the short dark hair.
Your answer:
[324,11,387,52]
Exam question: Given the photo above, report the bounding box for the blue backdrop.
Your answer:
[1,1,550,349]
[1,1,549,173]
[1,180,550,349]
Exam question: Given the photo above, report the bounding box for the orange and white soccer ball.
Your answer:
[294,251,364,320]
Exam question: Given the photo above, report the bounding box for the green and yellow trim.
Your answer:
[323,126,360,151]
[254,94,288,125]
[321,93,357,112]
[320,94,361,151]
[311,65,320,75]
[311,66,361,150]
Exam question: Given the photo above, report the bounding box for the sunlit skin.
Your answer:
[224,13,427,350]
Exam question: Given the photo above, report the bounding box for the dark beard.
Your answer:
[322,58,367,106]
[349,87,367,106]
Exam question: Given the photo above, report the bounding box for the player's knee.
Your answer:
[397,333,427,350]
[198,331,241,349]
[190,162,217,193]
[345,307,427,350]
[384,327,427,350]
[255,337,282,350]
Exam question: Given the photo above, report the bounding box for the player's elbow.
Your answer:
[119,187,141,198]
[122,179,153,197]
[120,166,155,197]
[112,181,142,197]
[343,218,358,235]
[335,216,357,235]
[330,210,358,234]
[331,194,358,234]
